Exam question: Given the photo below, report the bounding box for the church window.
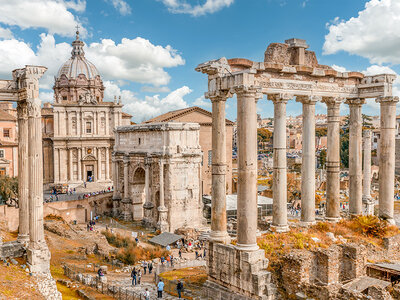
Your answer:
[86,122,92,134]
[62,96,67,101]
[0,149,4,158]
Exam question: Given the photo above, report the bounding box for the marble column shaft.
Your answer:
[17,100,29,242]
[69,148,73,181]
[363,130,372,201]
[324,97,342,221]
[105,147,110,180]
[270,94,291,232]
[78,148,82,181]
[97,147,102,180]
[376,96,399,223]
[236,88,261,251]
[123,158,129,200]
[210,94,230,244]
[347,99,365,215]
[297,96,319,225]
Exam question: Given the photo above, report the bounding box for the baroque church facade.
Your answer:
[43,30,131,185]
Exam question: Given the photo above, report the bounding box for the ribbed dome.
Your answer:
[56,30,100,80]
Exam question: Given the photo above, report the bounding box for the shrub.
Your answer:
[102,231,136,248]
[354,215,389,238]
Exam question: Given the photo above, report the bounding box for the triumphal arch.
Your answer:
[197,38,397,299]
[0,66,50,273]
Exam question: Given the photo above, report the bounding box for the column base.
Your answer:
[27,242,51,273]
[235,243,259,251]
[17,234,30,246]
[270,224,289,233]
[209,230,231,244]
[325,217,341,223]
[299,220,316,227]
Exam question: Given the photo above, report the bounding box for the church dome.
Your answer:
[56,30,100,80]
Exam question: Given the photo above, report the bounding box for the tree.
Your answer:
[340,116,349,168]
[0,176,18,206]
[257,128,273,150]
[319,149,327,168]
[315,127,327,137]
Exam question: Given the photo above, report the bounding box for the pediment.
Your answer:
[82,154,96,161]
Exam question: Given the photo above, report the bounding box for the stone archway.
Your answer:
[131,167,146,220]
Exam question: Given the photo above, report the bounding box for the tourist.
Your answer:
[157,279,164,298]
[203,248,206,258]
[178,249,182,259]
[166,255,171,266]
[148,262,153,274]
[176,279,183,298]
[170,255,174,267]
[161,257,165,265]
[138,269,142,285]
[166,244,171,251]
[195,250,198,259]
[97,268,104,280]
[131,268,137,285]
[143,288,150,300]
[143,261,148,274]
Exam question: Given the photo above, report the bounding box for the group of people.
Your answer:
[78,187,112,200]
[87,217,98,231]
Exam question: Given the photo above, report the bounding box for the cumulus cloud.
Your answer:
[331,64,347,73]
[160,0,234,16]
[323,0,400,64]
[0,0,86,37]
[0,26,13,39]
[140,86,170,93]
[0,33,184,89]
[104,81,191,122]
[193,95,211,109]
[107,0,131,15]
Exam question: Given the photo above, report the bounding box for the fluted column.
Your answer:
[17,100,29,243]
[112,158,121,217]
[346,99,365,215]
[376,96,399,223]
[54,148,60,183]
[19,66,50,273]
[68,148,73,181]
[143,159,154,224]
[323,97,343,222]
[296,95,319,225]
[157,159,168,232]
[209,92,231,244]
[78,148,82,181]
[121,157,132,221]
[270,93,292,232]
[236,88,262,251]
[362,130,374,215]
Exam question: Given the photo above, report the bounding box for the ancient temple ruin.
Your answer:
[112,122,204,232]
[196,38,397,299]
[0,66,50,273]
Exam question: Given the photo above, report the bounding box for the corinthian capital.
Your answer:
[17,100,28,120]
[206,90,232,102]
[26,98,41,118]
[268,93,294,103]
[233,85,263,99]
[296,95,321,105]
[345,98,365,106]
[376,96,399,104]
[321,96,344,107]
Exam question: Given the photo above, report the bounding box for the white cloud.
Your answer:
[0,33,184,88]
[107,0,131,15]
[0,0,86,37]
[331,64,347,73]
[104,81,191,122]
[160,0,234,16]
[86,37,185,86]
[141,86,170,93]
[39,91,54,103]
[193,95,211,109]
[323,0,400,64]
[0,26,13,39]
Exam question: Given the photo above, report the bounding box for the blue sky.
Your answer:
[0,0,399,122]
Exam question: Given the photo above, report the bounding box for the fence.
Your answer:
[63,264,155,300]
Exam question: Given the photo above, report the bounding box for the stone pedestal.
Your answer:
[203,241,275,300]
[157,206,169,232]
[323,97,343,222]
[270,94,291,232]
[376,96,399,224]
[27,245,51,273]
[121,198,133,221]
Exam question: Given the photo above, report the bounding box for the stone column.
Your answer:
[376,96,399,223]
[54,148,60,183]
[143,159,154,224]
[105,111,110,136]
[121,157,131,220]
[97,147,102,181]
[17,100,29,243]
[78,148,82,181]
[362,130,374,215]
[270,94,292,232]
[105,147,110,180]
[346,99,365,215]
[296,95,319,225]
[209,93,231,244]
[23,66,50,273]
[69,148,73,181]
[236,88,262,251]
[112,158,121,217]
[323,97,343,222]
[157,159,168,232]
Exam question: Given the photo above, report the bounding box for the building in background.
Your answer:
[145,106,234,195]
[42,30,131,186]
[0,103,18,176]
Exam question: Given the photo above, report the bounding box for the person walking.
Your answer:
[143,261,148,274]
[179,248,182,259]
[138,269,142,285]
[157,279,164,298]
[149,262,153,274]
[177,280,183,299]
[143,288,150,300]
[131,268,137,286]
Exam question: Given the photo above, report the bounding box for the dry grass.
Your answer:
[160,267,207,286]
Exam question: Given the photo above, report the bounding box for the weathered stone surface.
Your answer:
[0,241,24,259]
